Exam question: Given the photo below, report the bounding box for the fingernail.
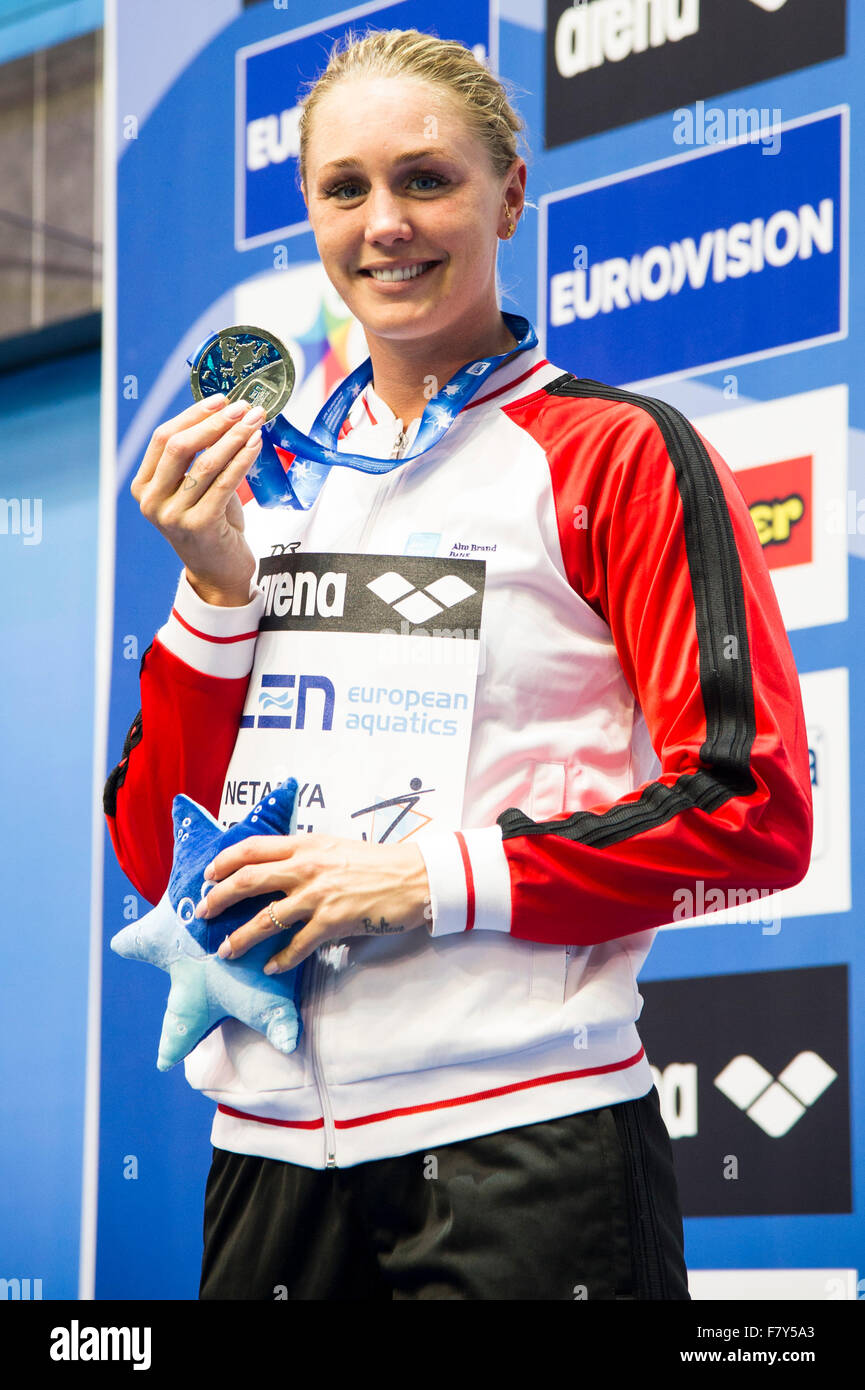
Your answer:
[203,393,226,409]
[203,863,215,880]
[195,900,207,918]
[223,401,246,419]
[263,961,279,975]
[217,937,233,959]
[246,429,262,448]
[242,406,265,424]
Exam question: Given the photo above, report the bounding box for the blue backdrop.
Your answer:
[90,0,864,1299]
[0,349,100,1300]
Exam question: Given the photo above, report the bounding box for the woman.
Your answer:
[105,28,812,1300]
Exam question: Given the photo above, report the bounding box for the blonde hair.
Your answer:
[298,28,527,186]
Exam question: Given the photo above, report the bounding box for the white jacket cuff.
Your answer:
[157,570,264,678]
[415,825,512,936]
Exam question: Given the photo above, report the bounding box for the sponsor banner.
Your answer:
[217,554,486,838]
[545,0,847,149]
[255,552,485,634]
[540,108,847,384]
[639,966,851,1217]
[659,668,850,928]
[693,385,848,631]
[236,0,493,249]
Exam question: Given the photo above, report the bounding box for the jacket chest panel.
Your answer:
[242,421,626,727]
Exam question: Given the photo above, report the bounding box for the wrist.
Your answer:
[157,569,264,678]
[184,568,255,607]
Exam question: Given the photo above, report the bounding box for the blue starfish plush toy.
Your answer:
[110,778,306,1071]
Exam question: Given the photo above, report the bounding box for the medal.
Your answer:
[250,312,539,511]
[188,325,295,422]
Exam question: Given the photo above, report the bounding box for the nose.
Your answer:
[363,185,413,247]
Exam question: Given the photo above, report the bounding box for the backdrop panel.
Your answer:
[97,0,863,1299]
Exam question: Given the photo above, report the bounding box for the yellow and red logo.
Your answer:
[736,455,812,570]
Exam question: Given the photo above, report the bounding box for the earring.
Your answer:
[504,204,515,238]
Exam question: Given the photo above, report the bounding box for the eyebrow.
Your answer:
[317,148,455,176]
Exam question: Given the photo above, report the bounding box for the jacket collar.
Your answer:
[341,339,548,446]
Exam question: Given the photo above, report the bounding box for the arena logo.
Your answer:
[367,570,476,626]
[260,568,346,620]
[650,1052,837,1140]
[553,0,700,79]
[544,0,846,148]
[639,965,850,1216]
[650,1050,839,1139]
[549,199,833,324]
[714,1051,837,1137]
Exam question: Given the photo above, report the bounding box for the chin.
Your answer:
[358,301,450,339]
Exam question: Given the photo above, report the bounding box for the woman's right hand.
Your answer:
[131,395,266,606]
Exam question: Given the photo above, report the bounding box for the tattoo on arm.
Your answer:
[362,916,405,935]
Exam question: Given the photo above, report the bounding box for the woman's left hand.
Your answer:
[194,834,431,973]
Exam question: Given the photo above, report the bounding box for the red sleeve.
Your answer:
[496,378,813,945]
[104,639,252,906]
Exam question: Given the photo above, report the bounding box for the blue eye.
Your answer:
[409,173,445,191]
[325,172,447,200]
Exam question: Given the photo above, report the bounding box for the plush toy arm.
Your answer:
[110,780,306,1070]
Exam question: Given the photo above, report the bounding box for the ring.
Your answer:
[267,901,285,932]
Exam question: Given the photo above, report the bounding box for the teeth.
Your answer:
[368,262,433,282]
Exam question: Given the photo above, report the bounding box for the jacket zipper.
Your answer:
[312,418,409,1163]
[357,425,408,549]
[308,949,337,1167]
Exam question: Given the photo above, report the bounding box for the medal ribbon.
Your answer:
[249,312,537,510]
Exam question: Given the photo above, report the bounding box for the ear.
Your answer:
[504,158,527,221]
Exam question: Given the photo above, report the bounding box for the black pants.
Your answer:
[199,1086,689,1300]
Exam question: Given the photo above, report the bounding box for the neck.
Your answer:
[364,310,519,426]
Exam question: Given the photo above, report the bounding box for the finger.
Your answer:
[134,397,261,505]
[173,432,263,528]
[262,920,326,974]
[217,895,311,960]
[148,404,265,509]
[131,395,229,497]
[203,835,300,884]
[172,413,265,513]
[196,855,298,921]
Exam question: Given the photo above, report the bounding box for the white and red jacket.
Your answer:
[104,340,813,1168]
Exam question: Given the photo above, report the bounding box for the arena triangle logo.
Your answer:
[367,571,476,626]
[714,1051,836,1137]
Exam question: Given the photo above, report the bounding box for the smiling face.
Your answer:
[301,77,524,352]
